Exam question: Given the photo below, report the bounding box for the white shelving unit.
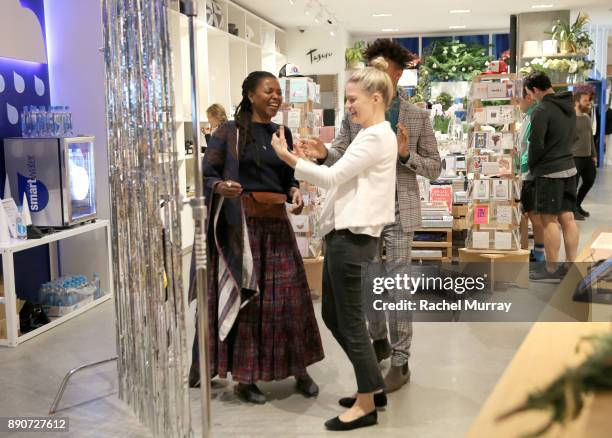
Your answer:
[168,1,288,253]
[0,220,113,347]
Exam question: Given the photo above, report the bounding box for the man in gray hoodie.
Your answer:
[524,72,579,280]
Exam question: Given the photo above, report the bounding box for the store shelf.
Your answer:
[412,256,453,261]
[522,53,588,59]
[0,294,112,347]
[412,242,452,248]
[0,220,110,254]
[227,31,261,49]
[416,227,453,232]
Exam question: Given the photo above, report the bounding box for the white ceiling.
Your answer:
[233,0,612,36]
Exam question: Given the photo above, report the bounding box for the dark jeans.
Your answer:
[574,156,597,208]
[322,229,384,394]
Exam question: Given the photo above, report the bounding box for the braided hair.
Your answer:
[234,71,278,167]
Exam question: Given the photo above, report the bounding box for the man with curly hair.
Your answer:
[300,38,441,393]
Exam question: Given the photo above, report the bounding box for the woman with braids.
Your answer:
[188,71,324,404]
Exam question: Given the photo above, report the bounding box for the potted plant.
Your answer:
[548,12,591,55]
[345,41,366,70]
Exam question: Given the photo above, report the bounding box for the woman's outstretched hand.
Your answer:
[271,126,299,168]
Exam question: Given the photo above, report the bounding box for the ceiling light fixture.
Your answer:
[382,28,399,32]
[449,25,467,29]
[304,0,341,32]
[449,9,471,14]
[531,4,554,8]
[372,13,392,17]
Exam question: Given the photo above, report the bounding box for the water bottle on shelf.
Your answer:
[16,207,27,240]
[49,106,58,136]
[38,105,48,137]
[21,106,30,137]
[64,106,73,137]
[29,105,38,137]
[92,272,101,299]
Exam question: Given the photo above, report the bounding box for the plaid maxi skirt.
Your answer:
[197,211,324,384]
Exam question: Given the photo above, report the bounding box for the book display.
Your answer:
[465,74,523,251]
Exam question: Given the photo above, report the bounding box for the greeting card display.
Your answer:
[494,231,513,250]
[496,205,513,225]
[486,105,515,124]
[466,74,522,251]
[491,179,510,200]
[481,161,500,176]
[473,179,490,200]
[474,204,490,225]
[474,132,487,149]
[471,155,489,173]
[472,231,490,249]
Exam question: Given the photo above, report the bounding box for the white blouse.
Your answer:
[295,121,397,237]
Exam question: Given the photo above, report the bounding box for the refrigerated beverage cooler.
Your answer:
[4,137,97,228]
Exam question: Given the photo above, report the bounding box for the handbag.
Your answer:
[250,192,287,204]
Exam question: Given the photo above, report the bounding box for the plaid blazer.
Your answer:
[325,100,441,232]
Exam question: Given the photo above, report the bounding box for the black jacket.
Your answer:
[528,92,577,176]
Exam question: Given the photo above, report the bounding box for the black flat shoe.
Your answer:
[296,375,319,397]
[234,383,266,404]
[338,392,387,408]
[325,410,377,431]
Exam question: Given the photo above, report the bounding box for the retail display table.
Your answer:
[468,228,612,437]
[0,220,113,347]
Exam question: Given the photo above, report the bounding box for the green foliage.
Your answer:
[409,64,431,104]
[421,40,492,82]
[432,115,451,133]
[435,92,453,111]
[548,12,592,53]
[497,332,612,437]
[345,40,365,63]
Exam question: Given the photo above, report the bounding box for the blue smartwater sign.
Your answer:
[0,0,52,302]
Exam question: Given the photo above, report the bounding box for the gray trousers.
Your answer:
[368,203,414,367]
[322,229,385,393]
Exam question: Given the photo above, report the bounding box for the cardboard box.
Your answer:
[0,299,25,339]
[303,257,323,295]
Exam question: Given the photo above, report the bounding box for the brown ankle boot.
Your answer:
[384,363,411,393]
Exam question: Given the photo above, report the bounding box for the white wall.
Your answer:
[286,27,350,122]
[44,0,110,220]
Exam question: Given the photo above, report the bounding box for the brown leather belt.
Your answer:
[242,192,287,218]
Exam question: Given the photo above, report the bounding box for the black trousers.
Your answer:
[574,156,597,208]
[322,229,385,394]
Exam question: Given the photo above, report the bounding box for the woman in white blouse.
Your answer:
[271,57,397,431]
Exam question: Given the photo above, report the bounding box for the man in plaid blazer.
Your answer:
[301,39,441,393]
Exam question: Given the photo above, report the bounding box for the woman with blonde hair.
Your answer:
[271,57,397,431]
[204,103,228,138]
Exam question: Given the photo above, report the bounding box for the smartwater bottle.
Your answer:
[64,106,73,136]
[93,273,101,299]
[21,106,30,137]
[16,209,27,240]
